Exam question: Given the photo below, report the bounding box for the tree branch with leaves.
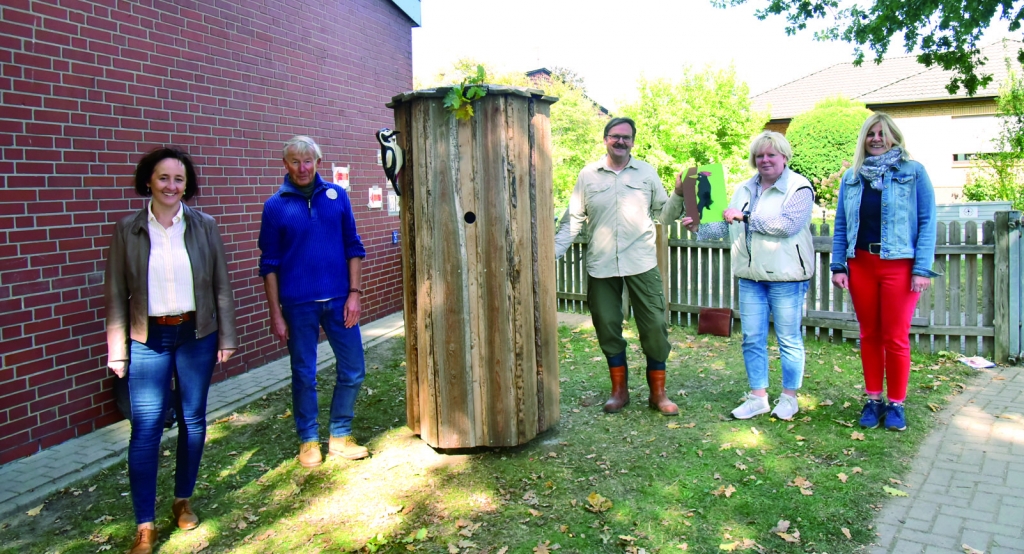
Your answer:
[712,0,1024,95]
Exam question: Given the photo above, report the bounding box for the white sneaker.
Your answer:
[731,394,770,420]
[770,394,799,420]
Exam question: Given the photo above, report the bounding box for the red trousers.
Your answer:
[847,252,921,403]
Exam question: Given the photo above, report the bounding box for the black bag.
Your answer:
[114,370,178,429]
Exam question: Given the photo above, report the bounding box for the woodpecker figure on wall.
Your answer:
[375,128,404,196]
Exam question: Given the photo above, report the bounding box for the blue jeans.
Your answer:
[738,279,809,391]
[282,298,365,442]
[127,320,217,525]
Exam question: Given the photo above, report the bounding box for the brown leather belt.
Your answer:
[151,312,195,326]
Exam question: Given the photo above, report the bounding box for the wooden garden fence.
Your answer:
[556,212,1024,364]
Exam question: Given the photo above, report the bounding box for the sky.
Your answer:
[411,0,1018,112]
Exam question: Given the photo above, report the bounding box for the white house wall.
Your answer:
[894,114,1001,203]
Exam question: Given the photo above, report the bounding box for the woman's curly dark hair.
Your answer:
[133,147,199,200]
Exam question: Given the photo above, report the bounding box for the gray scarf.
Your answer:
[859,147,903,191]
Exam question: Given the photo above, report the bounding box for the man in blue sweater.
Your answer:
[258,135,369,467]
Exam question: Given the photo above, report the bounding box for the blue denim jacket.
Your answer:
[830,159,940,277]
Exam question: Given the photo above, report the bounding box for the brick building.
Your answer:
[0,0,419,464]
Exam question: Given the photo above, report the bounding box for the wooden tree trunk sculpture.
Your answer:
[388,86,560,448]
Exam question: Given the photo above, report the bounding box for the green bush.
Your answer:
[785,97,872,208]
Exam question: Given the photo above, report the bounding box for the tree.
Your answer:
[785,97,872,208]
[963,59,1024,209]
[712,0,1024,95]
[545,77,609,214]
[619,66,769,191]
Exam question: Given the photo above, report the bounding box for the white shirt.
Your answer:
[147,202,196,316]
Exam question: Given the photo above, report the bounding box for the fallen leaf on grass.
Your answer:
[833,419,854,427]
[962,544,984,554]
[769,520,790,533]
[720,543,738,551]
[586,492,612,513]
[777,531,801,544]
[794,435,806,441]
[837,473,849,483]
[496,548,508,554]
[191,539,209,552]
[889,478,903,485]
[683,422,696,428]
[819,399,834,406]
[677,543,688,550]
[735,462,747,471]
[94,515,114,524]
[851,431,866,441]
[529,508,543,517]
[883,486,908,497]
[786,476,814,495]
[928,403,941,412]
[667,423,681,429]
[750,427,760,435]
[852,467,863,474]
[276,409,291,419]
[711,484,737,498]
[842,528,852,539]
[26,504,43,516]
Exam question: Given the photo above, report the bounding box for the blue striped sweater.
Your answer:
[258,173,366,306]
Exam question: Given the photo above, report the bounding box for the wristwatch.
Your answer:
[742,211,751,223]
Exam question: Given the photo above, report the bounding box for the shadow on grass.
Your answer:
[0,323,981,554]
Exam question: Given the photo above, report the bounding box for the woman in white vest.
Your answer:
[680,131,815,420]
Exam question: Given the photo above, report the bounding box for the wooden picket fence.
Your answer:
[556,214,1021,362]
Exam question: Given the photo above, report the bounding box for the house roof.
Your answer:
[753,40,1023,121]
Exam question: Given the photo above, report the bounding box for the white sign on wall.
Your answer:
[387,191,400,216]
[368,185,383,209]
[332,165,350,190]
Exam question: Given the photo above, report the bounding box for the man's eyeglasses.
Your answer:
[606,134,633,143]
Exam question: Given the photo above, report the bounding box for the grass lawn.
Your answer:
[0,321,974,554]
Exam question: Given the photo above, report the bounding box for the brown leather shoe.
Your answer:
[328,435,369,460]
[647,370,679,416]
[172,498,198,530]
[297,441,323,468]
[127,527,158,554]
[603,366,630,413]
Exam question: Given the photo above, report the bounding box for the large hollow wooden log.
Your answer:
[388,86,560,448]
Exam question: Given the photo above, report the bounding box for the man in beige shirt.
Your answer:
[555,117,686,416]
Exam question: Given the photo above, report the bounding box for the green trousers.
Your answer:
[587,267,670,364]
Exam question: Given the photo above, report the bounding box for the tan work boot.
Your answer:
[328,435,369,460]
[171,498,198,530]
[297,441,322,467]
[127,527,158,554]
[603,366,630,413]
[646,370,679,416]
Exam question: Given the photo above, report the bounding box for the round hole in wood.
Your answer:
[464,211,476,224]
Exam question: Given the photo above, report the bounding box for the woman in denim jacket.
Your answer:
[830,113,939,432]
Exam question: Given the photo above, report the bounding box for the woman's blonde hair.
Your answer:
[748,131,793,168]
[851,112,911,172]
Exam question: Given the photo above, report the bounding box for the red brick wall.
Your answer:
[0,0,413,464]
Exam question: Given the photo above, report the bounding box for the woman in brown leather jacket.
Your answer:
[104,148,236,554]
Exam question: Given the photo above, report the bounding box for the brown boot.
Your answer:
[297,441,323,468]
[127,527,158,554]
[647,370,679,416]
[603,366,630,413]
[328,435,369,460]
[172,498,198,530]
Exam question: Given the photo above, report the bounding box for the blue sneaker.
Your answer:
[885,402,907,431]
[859,399,885,429]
